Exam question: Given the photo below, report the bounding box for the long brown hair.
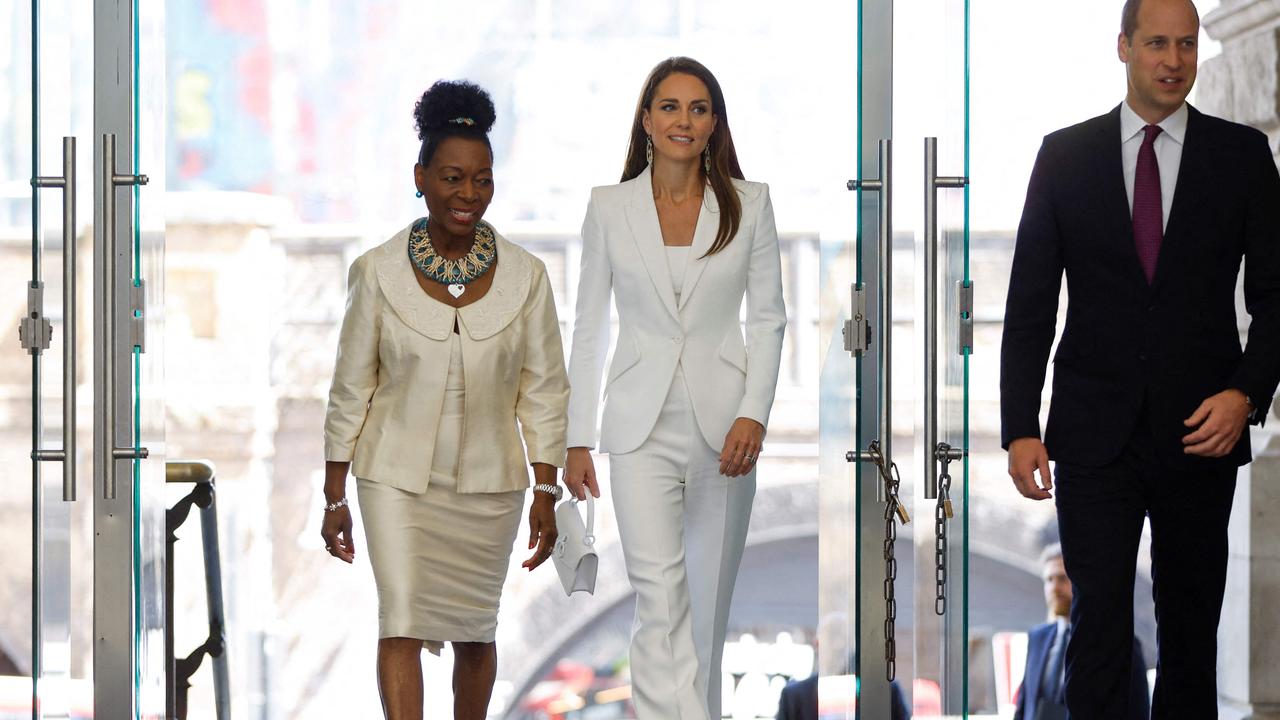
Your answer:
[621,57,744,257]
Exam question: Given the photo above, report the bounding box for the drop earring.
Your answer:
[645,136,653,166]
[703,145,712,175]
[415,190,423,198]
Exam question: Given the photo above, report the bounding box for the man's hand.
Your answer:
[1008,437,1053,501]
[1182,389,1251,457]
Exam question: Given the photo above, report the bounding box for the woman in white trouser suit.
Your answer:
[564,57,786,720]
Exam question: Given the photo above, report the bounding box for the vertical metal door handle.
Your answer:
[847,139,894,500]
[874,138,893,465]
[923,137,968,498]
[30,137,78,501]
[101,133,150,500]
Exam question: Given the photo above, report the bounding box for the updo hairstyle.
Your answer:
[414,80,497,166]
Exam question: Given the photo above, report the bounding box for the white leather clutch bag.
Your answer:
[552,495,598,596]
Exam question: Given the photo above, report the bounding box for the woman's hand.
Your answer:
[522,493,558,571]
[564,447,601,501]
[320,504,357,563]
[320,461,356,563]
[719,417,765,477]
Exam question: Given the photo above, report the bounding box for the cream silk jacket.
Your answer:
[567,169,787,454]
[324,224,570,494]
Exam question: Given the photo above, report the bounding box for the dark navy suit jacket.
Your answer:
[1000,104,1280,469]
[1013,622,1150,720]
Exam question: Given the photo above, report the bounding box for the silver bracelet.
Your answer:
[324,497,349,512]
[533,483,563,501]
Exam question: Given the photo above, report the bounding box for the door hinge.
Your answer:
[19,282,52,355]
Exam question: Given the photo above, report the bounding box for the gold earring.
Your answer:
[645,136,653,165]
[703,145,712,175]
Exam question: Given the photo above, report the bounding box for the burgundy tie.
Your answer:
[1133,124,1163,283]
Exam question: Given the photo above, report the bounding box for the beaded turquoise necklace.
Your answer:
[407,217,497,298]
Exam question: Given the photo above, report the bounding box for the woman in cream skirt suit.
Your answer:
[321,80,569,720]
[564,57,787,720]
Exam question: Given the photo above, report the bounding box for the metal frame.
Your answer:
[854,0,895,713]
[94,1,145,715]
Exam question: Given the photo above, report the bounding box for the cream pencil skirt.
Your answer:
[357,333,525,654]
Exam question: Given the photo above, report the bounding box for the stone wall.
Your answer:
[1200,2,1280,717]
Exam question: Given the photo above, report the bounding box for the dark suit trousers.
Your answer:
[1054,407,1236,720]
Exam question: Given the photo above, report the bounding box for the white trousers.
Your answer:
[609,368,756,720]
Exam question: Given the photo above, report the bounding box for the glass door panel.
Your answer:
[12,0,96,715]
[814,0,865,712]
[817,0,903,717]
[10,0,165,716]
[905,0,971,714]
[132,0,167,714]
[826,0,972,717]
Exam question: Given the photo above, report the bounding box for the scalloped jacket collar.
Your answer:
[371,222,533,341]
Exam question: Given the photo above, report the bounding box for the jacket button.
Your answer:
[672,336,683,344]
[1138,352,1148,361]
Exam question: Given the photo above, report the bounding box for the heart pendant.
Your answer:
[447,283,465,298]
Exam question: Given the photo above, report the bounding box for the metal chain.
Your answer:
[935,443,955,616]
[867,440,909,681]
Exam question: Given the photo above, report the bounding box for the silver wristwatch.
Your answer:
[533,483,563,500]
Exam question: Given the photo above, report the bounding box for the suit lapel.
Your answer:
[677,188,719,310]
[622,167,679,321]
[1097,105,1150,289]
[1151,105,1204,294]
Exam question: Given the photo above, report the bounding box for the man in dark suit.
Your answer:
[1013,545,1149,720]
[1000,0,1280,716]
[773,669,909,720]
[768,671,911,717]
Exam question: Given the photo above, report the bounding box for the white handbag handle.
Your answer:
[577,494,596,546]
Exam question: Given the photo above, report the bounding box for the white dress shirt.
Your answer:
[1120,100,1187,232]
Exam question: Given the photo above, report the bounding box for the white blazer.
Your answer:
[325,224,569,494]
[567,167,787,454]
